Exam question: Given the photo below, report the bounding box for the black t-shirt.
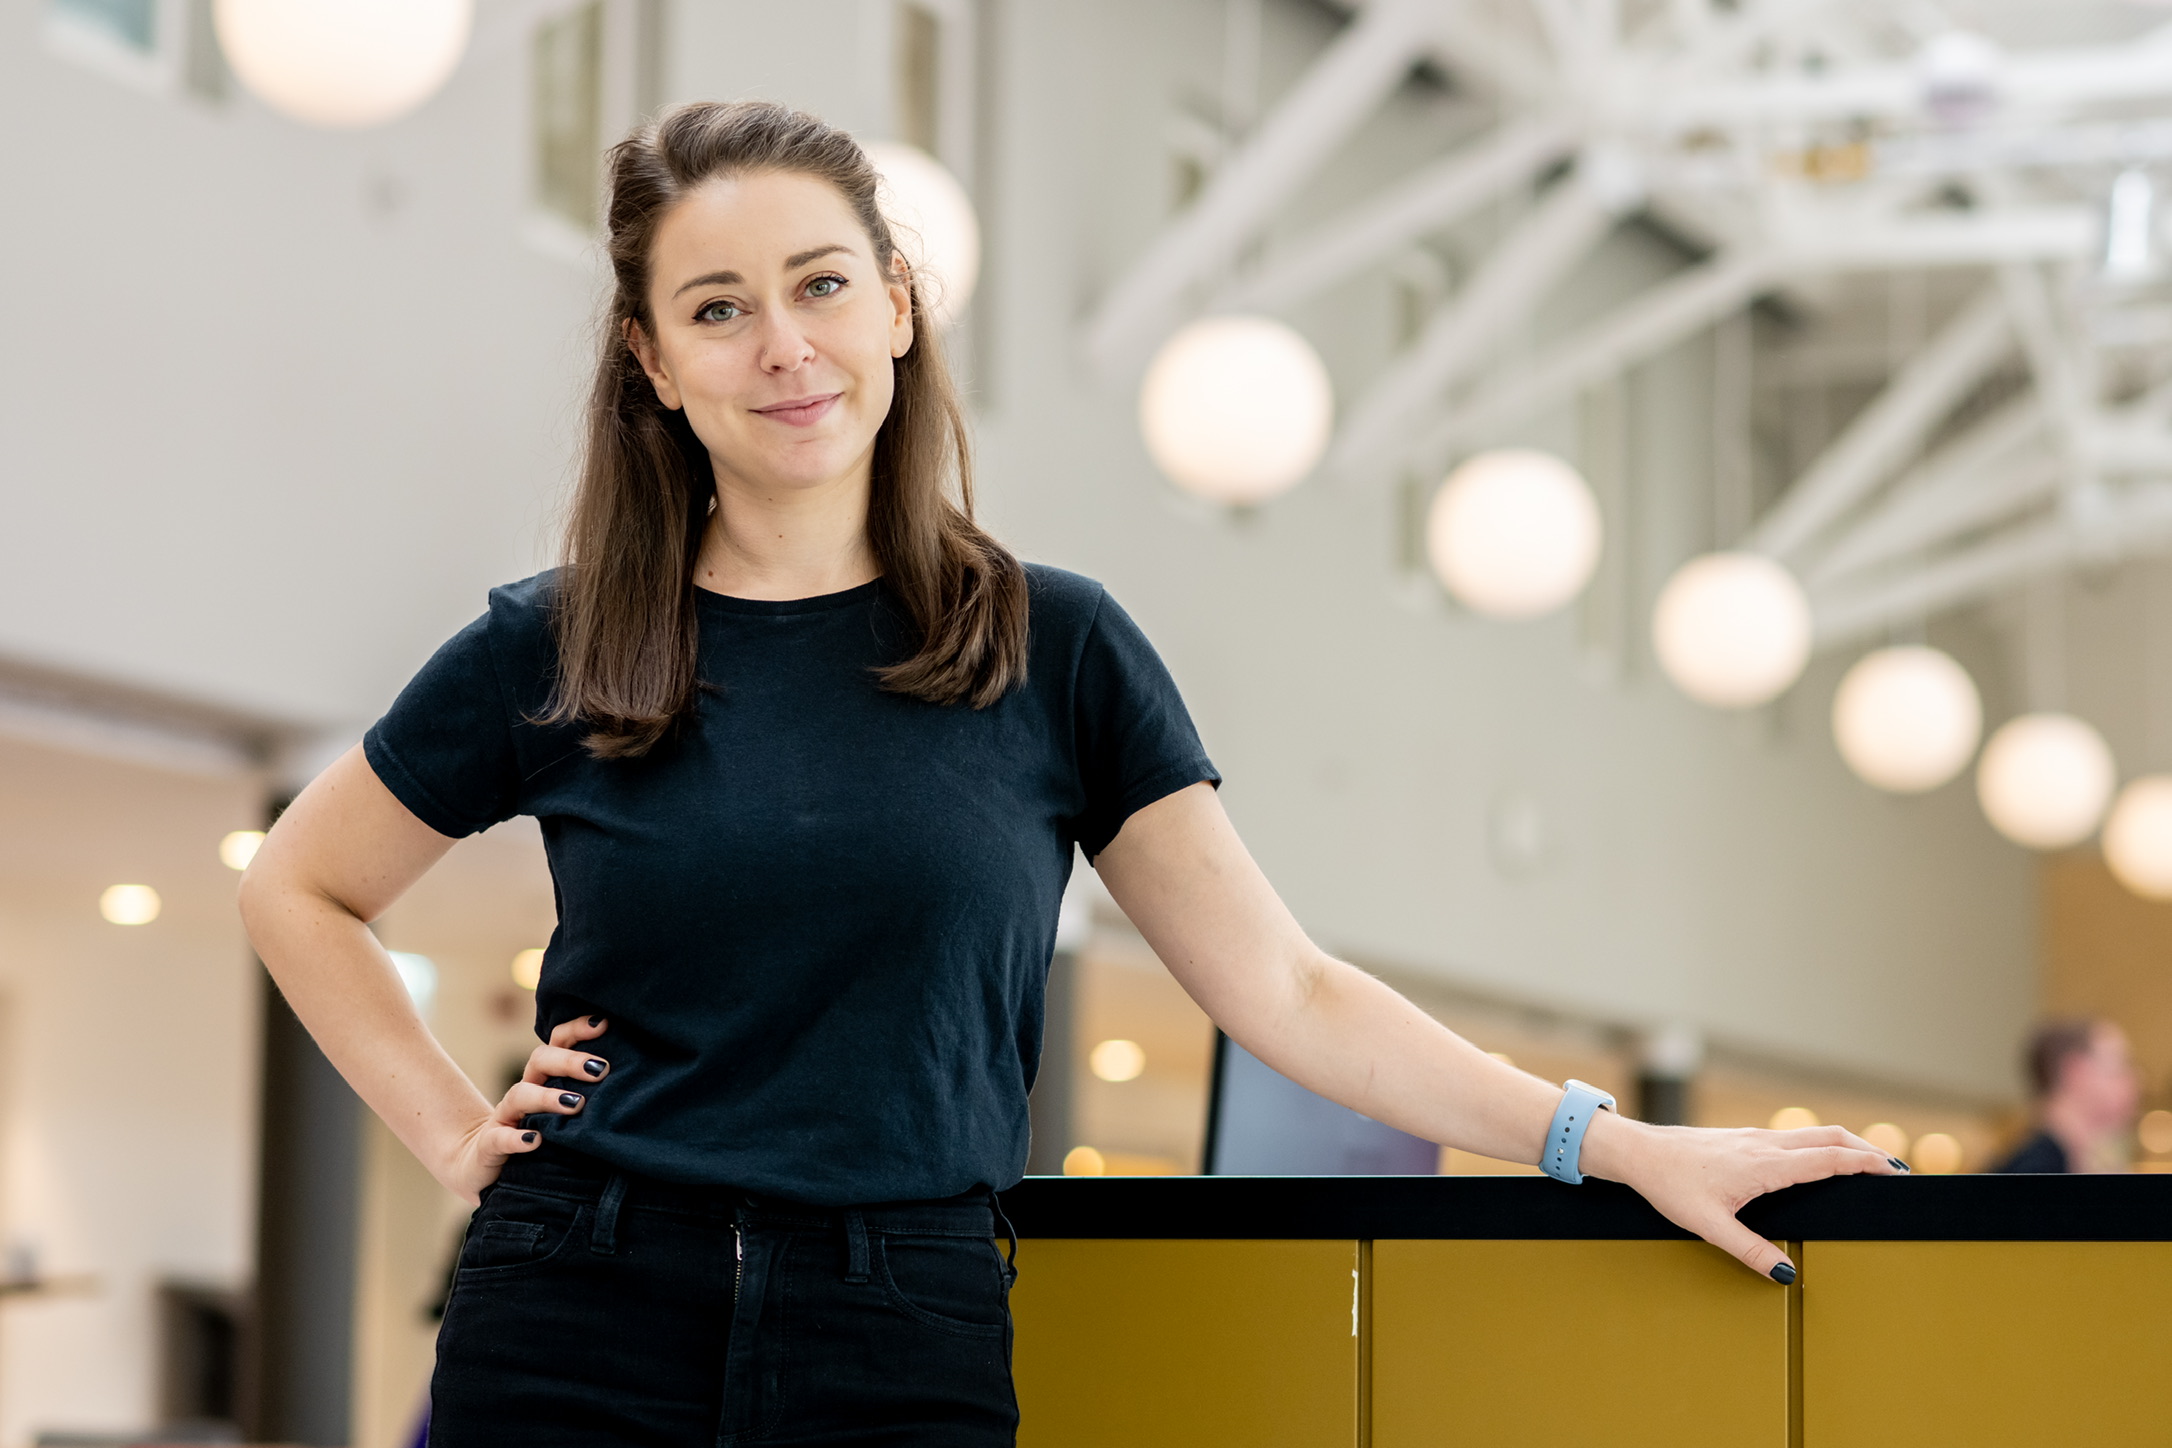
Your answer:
[363,564,1217,1204]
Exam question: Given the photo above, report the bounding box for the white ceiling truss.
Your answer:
[1086,0,2172,652]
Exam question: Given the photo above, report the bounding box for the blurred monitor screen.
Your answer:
[1204,1033,1439,1175]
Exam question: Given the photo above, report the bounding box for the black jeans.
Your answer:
[429,1143,1020,1446]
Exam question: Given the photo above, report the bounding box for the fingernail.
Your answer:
[588,1015,603,1026]
[583,1058,606,1078]
[521,1131,537,1144]
[1888,1157,1911,1173]
[1770,1262,1798,1286]
[558,1092,583,1108]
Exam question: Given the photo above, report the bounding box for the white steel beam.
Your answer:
[1811,484,2172,648]
[1747,285,2013,561]
[1776,209,2098,272]
[1217,114,1578,314]
[1805,397,2050,586]
[1082,0,1434,376]
[1410,249,1773,466]
[1654,26,2172,133]
[1330,163,1629,479]
[1996,263,2091,450]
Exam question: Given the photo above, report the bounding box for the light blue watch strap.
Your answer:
[1540,1079,1618,1185]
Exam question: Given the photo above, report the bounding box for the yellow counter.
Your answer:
[998,1174,2172,1447]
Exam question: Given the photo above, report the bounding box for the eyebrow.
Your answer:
[670,244,857,297]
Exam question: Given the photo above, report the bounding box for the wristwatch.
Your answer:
[1540,1079,1617,1185]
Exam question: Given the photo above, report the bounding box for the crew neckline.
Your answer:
[692,577,885,616]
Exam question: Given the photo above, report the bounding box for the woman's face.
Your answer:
[629,169,914,496]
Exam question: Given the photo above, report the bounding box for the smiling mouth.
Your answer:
[752,393,842,427]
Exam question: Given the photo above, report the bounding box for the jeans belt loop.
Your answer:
[590,1170,628,1255]
[843,1208,870,1283]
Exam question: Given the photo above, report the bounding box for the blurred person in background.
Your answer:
[1992,1017,2141,1173]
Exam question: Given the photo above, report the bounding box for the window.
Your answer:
[45,0,224,100]
[51,0,155,54]
[533,2,604,234]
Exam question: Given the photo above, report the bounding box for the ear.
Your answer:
[887,253,917,360]
[623,317,684,411]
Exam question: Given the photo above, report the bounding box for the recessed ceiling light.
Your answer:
[100,885,161,925]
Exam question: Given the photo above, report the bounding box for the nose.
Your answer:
[755,306,815,374]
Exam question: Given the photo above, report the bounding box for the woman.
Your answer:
[240,100,1902,1446]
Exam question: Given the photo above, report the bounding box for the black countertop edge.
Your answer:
[995,1173,2172,1241]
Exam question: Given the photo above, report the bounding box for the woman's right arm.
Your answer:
[238,744,599,1205]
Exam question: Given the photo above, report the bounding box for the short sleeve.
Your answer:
[362,611,523,838]
[1069,589,1220,858]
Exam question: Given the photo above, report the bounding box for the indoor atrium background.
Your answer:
[6,0,2172,1442]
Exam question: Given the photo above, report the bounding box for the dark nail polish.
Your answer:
[584,1058,606,1077]
[588,1015,603,1026]
[559,1092,583,1108]
[521,1131,537,1144]
[1888,1157,1911,1173]
[1770,1262,1798,1286]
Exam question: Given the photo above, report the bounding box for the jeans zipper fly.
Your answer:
[733,1223,744,1303]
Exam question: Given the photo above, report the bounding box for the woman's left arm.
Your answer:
[1093,782,1902,1282]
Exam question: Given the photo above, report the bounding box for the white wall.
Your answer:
[0,740,261,1444]
[0,0,2040,1137]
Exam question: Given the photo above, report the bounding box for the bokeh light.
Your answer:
[99,884,161,925]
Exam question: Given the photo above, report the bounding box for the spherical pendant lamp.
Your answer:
[1831,646,1983,793]
[1138,316,1333,506]
[1425,450,1603,620]
[863,142,981,328]
[214,0,473,129]
[1652,553,1813,708]
[1976,713,2116,849]
[2104,776,2172,899]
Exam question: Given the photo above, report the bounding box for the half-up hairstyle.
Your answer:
[545,99,1028,757]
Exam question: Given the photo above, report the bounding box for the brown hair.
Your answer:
[2025,1017,2105,1098]
[545,100,1027,757]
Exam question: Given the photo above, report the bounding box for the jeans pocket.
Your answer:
[457,1189,581,1275]
[875,1233,1009,1338]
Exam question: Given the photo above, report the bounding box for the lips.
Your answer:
[752,392,842,427]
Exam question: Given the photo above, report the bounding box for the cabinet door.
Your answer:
[1803,1241,2172,1446]
[1011,1239,1359,1448]
[1372,1240,1790,1448]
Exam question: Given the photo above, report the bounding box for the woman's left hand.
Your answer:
[1583,1114,1906,1281]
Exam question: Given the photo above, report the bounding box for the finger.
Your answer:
[480,1123,545,1163]
[1780,1145,1896,1185]
[524,1045,610,1085]
[495,1081,589,1124]
[1698,1216,1797,1284]
[548,1014,609,1050]
[1828,1128,1910,1169]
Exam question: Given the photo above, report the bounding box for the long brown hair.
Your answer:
[545,100,1028,757]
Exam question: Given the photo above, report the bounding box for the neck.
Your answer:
[695,457,880,601]
[2043,1096,2123,1173]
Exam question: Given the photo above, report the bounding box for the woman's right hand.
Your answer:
[437,1016,614,1205]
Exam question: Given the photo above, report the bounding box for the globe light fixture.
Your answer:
[1911,1131,1965,1174]
[863,142,981,328]
[219,829,266,871]
[1831,646,1983,793]
[100,884,161,925]
[1089,1039,1146,1083]
[1652,553,1813,708]
[1138,315,1333,506]
[510,948,546,991]
[1425,450,1603,620]
[2103,776,2172,900]
[1975,712,2116,849]
[214,0,473,129]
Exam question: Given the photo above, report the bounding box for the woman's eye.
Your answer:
[806,275,845,298]
[695,300,742,323]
